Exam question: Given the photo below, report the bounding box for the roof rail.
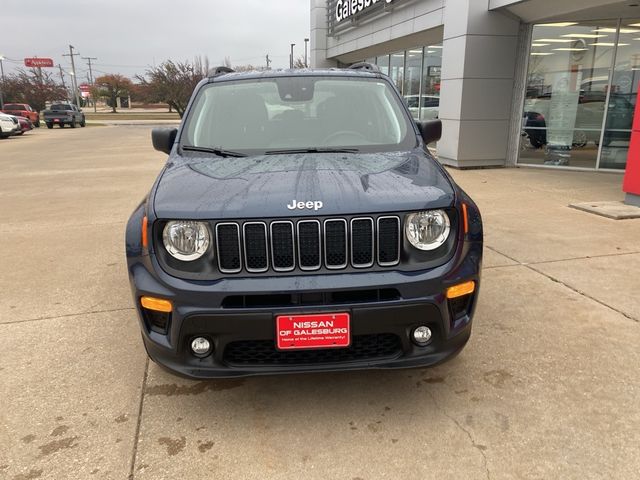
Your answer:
[347,62,380,73]
[210,66,235,77]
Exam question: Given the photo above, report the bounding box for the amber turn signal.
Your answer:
[142,216,148,248]
[446,281,475,299]
[140,296,173,313]
[462,203,469,234]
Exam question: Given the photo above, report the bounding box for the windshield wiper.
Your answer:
[182,145,247,158]
[264,147,359,155]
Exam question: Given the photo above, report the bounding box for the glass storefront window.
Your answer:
[376,54,390,76]
[363,46,442,121]
[520,20,640,170]
[421,45,442,120]
[389,51,405,92]
[520,21,618,168]
[599,19,640,169]
[404,49,423,119]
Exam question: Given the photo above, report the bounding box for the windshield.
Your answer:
[181,76,416,154]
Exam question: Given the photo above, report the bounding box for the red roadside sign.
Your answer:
[24,58,54,68]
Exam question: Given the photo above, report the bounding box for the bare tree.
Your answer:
[2,69,67,112]
[293,56,307,69]
[136,57,210,118]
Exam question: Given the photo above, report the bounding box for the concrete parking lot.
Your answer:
[1,126,639,480]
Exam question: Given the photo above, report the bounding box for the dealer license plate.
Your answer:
[276,313,350,350]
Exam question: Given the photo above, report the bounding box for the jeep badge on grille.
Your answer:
[287,200,324,211]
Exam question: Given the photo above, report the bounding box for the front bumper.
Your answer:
[127,238,482,378]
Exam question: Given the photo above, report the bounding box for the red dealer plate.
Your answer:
[276,313,350,350]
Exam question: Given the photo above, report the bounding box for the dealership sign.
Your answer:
[24,57,54,68]
[335,0,394,23]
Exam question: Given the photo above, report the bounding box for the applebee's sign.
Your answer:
[335,0,394,23]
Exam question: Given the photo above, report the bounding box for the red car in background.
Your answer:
[11,115,34,135]
[1,103,40,127]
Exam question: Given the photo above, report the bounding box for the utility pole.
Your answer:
[82,56,97,111]
[82,56,97,84]
[57,64,67,90]
[265,54,272,70]
[63,45,81,107]
[304,38,309,68]
[290,43,295,69]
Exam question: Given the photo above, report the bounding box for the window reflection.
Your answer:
[404,49,423,119]
[364,44,442,121]
[376,55,390,76]
[520,20,639,170]
[421,46,441,121]
[599,20,639,169]
[389,51,405,92]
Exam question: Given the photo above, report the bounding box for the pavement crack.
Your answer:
[0,307,135,325]
[486,245,640,268]
[485,245,522,265]
[525,265,638,323]
[428,391,491,480]
[128,357,150,480]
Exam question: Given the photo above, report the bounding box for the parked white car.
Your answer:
[404,95,440,120]
[0,112,19,139]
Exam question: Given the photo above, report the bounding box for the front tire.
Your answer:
[80,118,86,127]
[46,123,53,129]
[35,119,41,128]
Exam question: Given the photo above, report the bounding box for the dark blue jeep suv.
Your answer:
[125,64,483,378]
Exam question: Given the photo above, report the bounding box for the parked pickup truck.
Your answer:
[1,103,40,127]
[43,103,86,129]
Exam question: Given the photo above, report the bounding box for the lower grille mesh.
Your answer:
[223,334,402,366]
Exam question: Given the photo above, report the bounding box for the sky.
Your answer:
[1,0,311,83]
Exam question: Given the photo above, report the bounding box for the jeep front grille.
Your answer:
[214,215,400,274]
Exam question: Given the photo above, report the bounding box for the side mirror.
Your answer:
[417,119,442,145]
[152,128,178,155]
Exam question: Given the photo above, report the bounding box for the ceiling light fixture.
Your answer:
[536,38,574,43]
[553,47,588,51]
[539,22,578,27]
[594,27,640,33]
[531,43,550,47]
[591,42,630,46]
[562,33,607,38]
[531,52,554,56]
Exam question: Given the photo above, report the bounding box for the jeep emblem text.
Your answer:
[287,200,324,211]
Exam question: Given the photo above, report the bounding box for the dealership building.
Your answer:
[310,0,640,187]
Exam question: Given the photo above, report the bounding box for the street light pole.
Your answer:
[0,55,5,109]
[304,38,309,68]
[63,45,81,107]
[290,43,295,69]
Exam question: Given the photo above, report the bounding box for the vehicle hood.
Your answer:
[152,150,455,219]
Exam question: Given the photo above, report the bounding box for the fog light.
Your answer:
[191,337,212,357]
[413,326,433,346]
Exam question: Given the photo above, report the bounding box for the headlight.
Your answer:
[162,221,211,261]
[405,210,450,251]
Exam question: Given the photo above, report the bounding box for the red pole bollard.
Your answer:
[622,82,640,205]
